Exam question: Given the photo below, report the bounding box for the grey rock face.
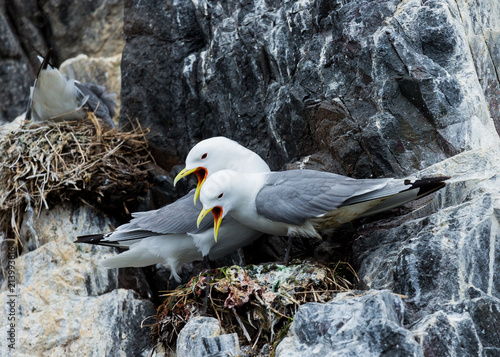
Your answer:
[0,6,33,123]
[38,0,125,62]
[1,0,500,355]
[276,290,422,356]
[118,0,500,354]
[354,146,500,356]
[412,305,482,356]
[4,0,50,68]
[121,0,499,175]
[0,204,155,357]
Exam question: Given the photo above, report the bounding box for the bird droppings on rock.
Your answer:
[0,113,153,251]
[153,261,355,356]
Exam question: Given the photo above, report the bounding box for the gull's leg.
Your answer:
[201,255,212,315]
[282,235,293,265]
[202,255,212,270]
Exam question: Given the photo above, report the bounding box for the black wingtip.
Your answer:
[37,48,53,76]
[405,176,450,197]
[74,233,105,244]
[74,233,123,248]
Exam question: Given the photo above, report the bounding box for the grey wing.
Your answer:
[104,190,212,244]
[75,82,117,127]
[255,170,394,225]
[122,190,213,235]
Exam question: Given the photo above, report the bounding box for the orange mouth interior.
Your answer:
[212,206,223,223]
[212,206,223,241]
[194,167,207,185]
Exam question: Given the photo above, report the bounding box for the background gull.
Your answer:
[197,169,449,263]
[75,137,271,282]
[25,49,117,127]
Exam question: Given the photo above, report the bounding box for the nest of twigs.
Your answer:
[0,113,153,247]
[153,262,356,356]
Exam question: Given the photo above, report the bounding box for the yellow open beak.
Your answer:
[174,167,207,204]
[193,176,206,204]
[174,167,197,186]
[197,207,223,242]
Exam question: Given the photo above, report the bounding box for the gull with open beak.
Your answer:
[174,137,270,203]
[76,137,270,281]
[197,169,449,263]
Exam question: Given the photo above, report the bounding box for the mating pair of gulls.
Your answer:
[76,137,448,282]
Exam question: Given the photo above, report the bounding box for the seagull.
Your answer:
[174,136,270,203]
[75,137,271,282]
[197,169,449,263]
[26,49,117,127]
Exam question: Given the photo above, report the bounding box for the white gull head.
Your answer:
[184,136,270,174]
[175,136,270,203]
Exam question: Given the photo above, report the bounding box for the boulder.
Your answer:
[276,290,422,356]
[176,316,240,357]
[0,204,155,357]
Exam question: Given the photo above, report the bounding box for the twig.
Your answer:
[70,131,86,161]
[231,307,252,343]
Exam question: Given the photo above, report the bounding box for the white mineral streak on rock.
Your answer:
[176,316,240,357]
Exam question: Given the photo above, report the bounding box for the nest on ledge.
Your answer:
[152,261,356,356]
[0,113,153,248]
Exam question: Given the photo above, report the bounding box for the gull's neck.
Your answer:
[231,146,271,174]
[228,171,290,236]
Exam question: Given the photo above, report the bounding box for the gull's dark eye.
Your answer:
[201,153,208,159]
[217,193,224,199]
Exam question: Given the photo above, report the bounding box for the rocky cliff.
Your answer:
[121,0,500,174]
[1,0,500,356]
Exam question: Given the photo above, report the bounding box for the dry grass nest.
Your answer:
[0,113,153,248]
[152,261,357,356]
